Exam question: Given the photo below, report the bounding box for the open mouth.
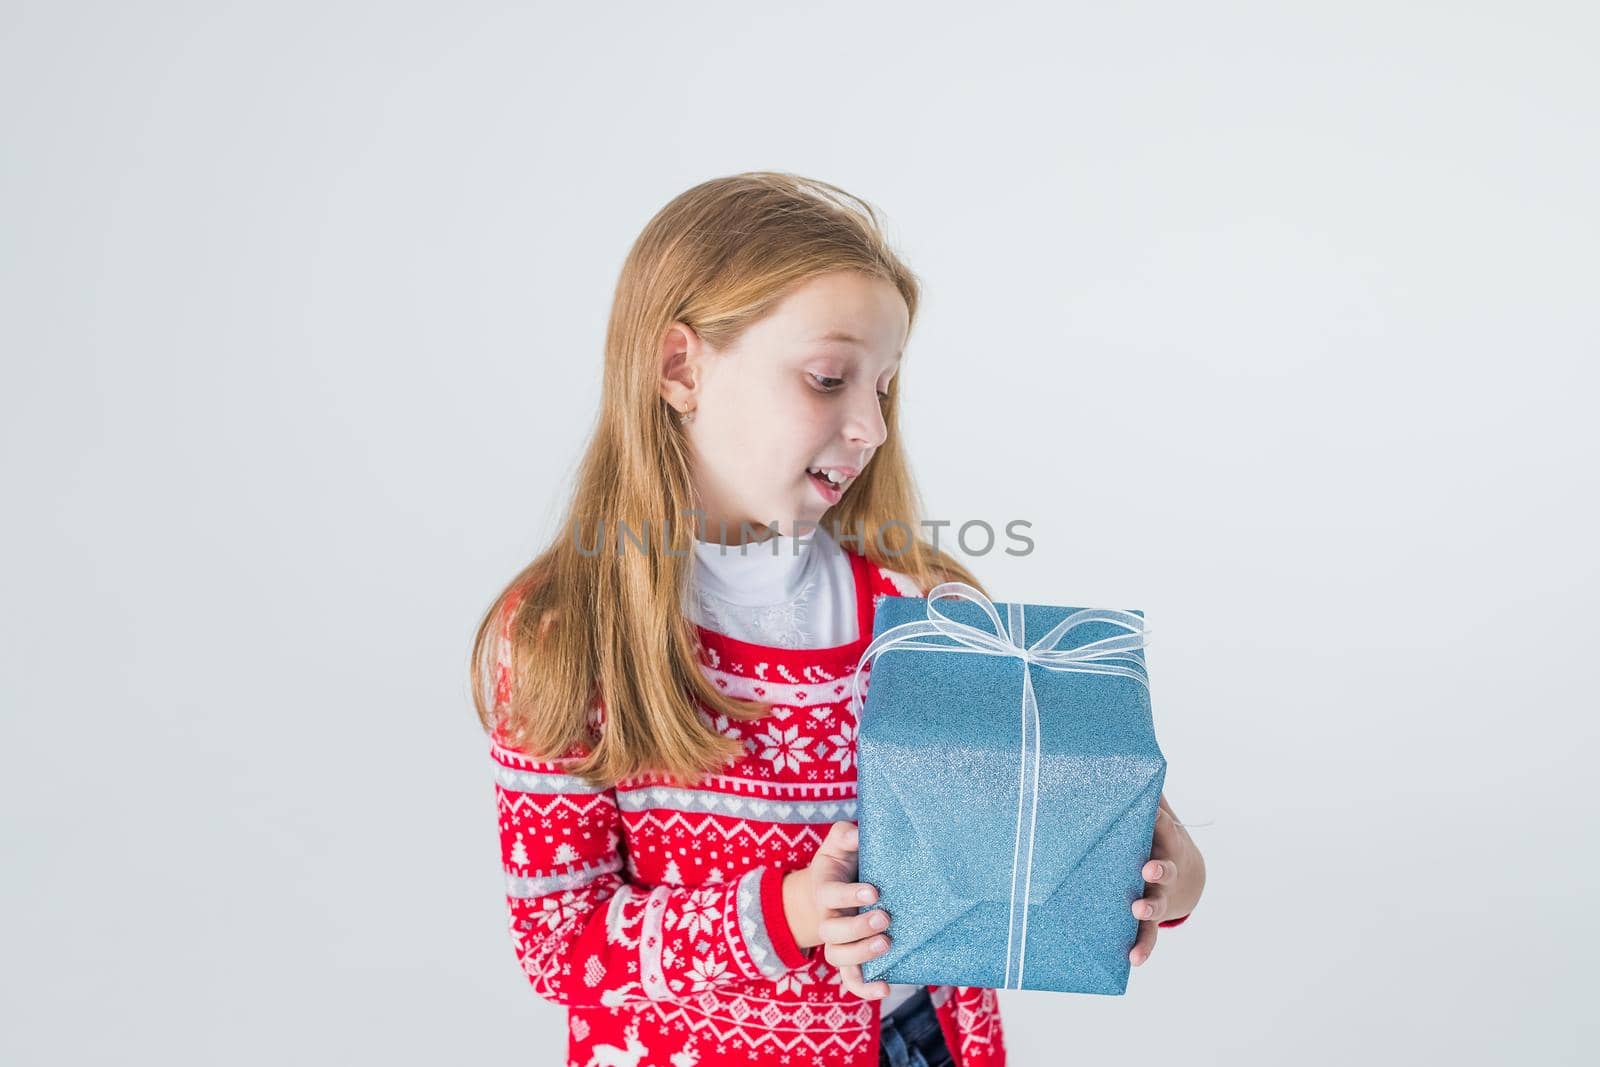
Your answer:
[806,465,855,503]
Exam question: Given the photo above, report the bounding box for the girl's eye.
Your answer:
[810,373,893,403]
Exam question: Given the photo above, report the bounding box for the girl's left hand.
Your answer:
[1130,792,1205,966]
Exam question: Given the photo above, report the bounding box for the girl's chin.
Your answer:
[708,479,835,539]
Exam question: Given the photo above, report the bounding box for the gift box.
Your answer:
[852,583,1164,995]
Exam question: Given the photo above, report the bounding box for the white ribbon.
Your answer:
[849,582,1152,989]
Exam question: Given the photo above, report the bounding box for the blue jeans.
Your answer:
[879,988,953,1067]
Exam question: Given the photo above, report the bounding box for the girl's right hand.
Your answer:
[806,820,893,1000]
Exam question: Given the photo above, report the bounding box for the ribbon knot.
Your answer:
[848,581,1152,989]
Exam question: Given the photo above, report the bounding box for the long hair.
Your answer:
[470,171,986,789]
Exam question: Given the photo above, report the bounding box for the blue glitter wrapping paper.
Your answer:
[853,590,1165,995]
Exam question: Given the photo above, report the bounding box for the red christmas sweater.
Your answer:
[489,547,1186,1067]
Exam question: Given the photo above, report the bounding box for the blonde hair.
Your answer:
[470,171,986,789]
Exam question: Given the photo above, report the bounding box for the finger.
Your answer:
[813,821,860,867]
[808,823,862,894]
[818,907,891,944]
[1129,919,1158,966]
[817,820,859,858]
[832,960,890,1001]
[1132,890,1167,922]
[818,880,880,913]
[825,932,893,969]
[1142,858,1177,884]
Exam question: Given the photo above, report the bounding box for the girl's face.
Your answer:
[660,269,908,544]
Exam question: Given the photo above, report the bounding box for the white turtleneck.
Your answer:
[686,525,922,1017]
[687,525,858,647]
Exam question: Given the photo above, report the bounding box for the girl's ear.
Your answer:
[658,320,702,411]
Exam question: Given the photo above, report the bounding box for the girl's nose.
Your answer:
[843,387,888,449]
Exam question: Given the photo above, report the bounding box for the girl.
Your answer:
[472,172,1204,1067]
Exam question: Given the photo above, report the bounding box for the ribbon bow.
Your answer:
[849,582,1152,989]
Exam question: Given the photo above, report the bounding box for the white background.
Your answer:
[4,2,1596,1064]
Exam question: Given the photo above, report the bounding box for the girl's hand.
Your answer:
[1130,792,1205,966]
[799,820,893,1000]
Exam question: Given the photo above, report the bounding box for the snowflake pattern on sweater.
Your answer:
[491,548,1008,1067]
[492,548,1185,1066]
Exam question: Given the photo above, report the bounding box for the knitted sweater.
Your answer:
[489,547,1186,1066]
[685,527,925,1017]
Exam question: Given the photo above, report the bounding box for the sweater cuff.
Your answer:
[757,865,813,971]
[1158,912,1191,928]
